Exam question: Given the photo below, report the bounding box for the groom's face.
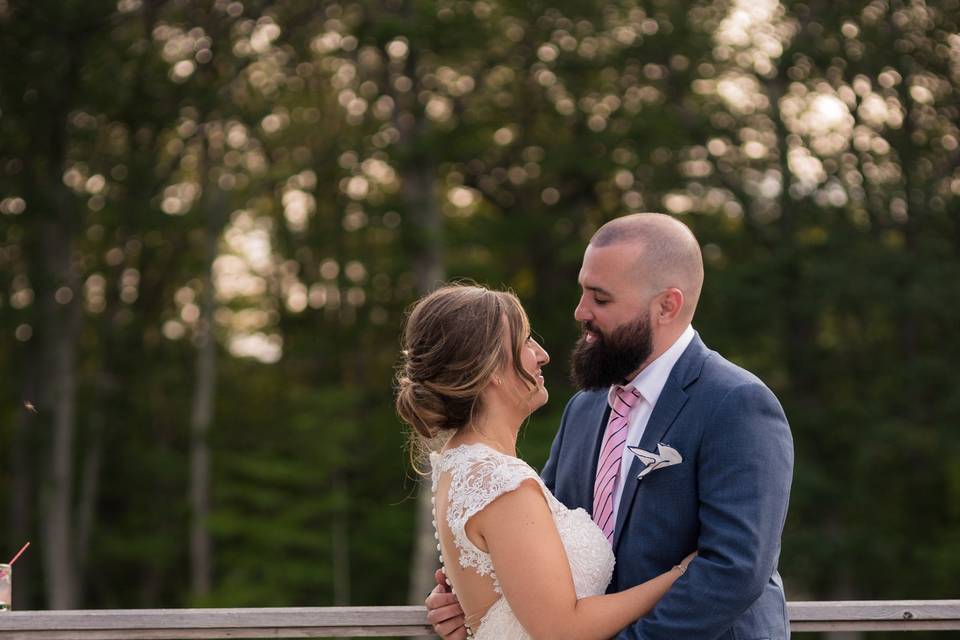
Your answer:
[571,242,656,388]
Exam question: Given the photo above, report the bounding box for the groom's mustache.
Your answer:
[581,321,603,339]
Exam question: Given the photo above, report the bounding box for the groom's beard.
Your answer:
[570,314,653,390]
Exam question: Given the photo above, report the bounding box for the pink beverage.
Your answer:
[0,564,10,610]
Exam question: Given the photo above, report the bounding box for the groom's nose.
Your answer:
[574,295,591,322]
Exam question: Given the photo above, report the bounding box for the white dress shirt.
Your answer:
[603,324,696,522]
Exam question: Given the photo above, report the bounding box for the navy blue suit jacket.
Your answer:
[541,334,793,640]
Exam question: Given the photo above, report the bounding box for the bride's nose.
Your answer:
[537,342,550,365]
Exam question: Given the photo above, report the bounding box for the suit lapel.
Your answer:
[612,334,709,549]
[612,382,688,548]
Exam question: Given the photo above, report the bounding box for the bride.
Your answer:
[396,284,695,640]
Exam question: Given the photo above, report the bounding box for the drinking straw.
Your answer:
[7,542,30,566]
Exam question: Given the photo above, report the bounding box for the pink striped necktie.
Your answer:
[592,385,642,543]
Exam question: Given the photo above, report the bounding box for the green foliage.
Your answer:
[1,2,959,638]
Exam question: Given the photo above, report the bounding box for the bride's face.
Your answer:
[511,334,550,413]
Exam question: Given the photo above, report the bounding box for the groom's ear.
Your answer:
[654,288,685,325]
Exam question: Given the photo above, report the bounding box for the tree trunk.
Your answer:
[30,29,86,609]
[76,368,115,590]
[10,359,38,610]
[75,413,104,588]
[379,0,446,608]
[764,63,820,398]
[40,218,83,610]
[189,141,226,599]
[403,163,445,605]
[408,481,439,604]
[189,275,216,598]
[331,472,351,606]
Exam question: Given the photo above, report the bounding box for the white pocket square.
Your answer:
[627,443,682,479]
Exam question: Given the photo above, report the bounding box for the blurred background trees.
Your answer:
[1,0,958,637]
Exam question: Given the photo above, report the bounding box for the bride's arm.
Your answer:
[469,479,690,640]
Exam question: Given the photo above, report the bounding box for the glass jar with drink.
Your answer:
[0,563,10,611]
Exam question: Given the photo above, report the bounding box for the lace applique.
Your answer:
[431,444,545,593]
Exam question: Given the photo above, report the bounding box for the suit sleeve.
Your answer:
[541,391,581,493]
[617,382,794,640]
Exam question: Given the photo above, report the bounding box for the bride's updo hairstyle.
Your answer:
[396,283,536,446]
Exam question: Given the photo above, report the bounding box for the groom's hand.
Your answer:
[425,569,467,640]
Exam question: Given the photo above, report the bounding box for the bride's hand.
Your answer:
[679,550,698,573]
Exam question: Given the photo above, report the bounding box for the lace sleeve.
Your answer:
[433,445,543,589]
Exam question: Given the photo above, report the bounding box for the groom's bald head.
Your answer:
[590,213,704,321]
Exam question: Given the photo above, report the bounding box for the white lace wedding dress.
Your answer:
[430,443,615,640]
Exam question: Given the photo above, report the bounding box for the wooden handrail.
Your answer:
[790,600,960,632]
[0,601,958,638]
[0,607,425,639]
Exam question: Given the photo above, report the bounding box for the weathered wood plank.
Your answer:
[793,620,960,632]
[0,627,428,640]
[0,607,426,630]
[0,601,958,638]
[788,600,960,632]
[0,607,431,638]
[789,600,960,621]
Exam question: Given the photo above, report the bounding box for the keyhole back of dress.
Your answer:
[434,471,502,630]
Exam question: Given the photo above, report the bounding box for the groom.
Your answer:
[426,213,794,640]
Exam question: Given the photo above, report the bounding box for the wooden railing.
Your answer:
[0,601,959,638]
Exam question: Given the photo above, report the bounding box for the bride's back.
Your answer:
[434,467,501,626]
[431,443,547,629]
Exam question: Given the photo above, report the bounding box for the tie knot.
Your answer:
[613,385,641,412]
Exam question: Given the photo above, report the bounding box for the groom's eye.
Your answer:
[595,297,609,306]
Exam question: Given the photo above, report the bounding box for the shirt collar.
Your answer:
[607,325,696,409]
